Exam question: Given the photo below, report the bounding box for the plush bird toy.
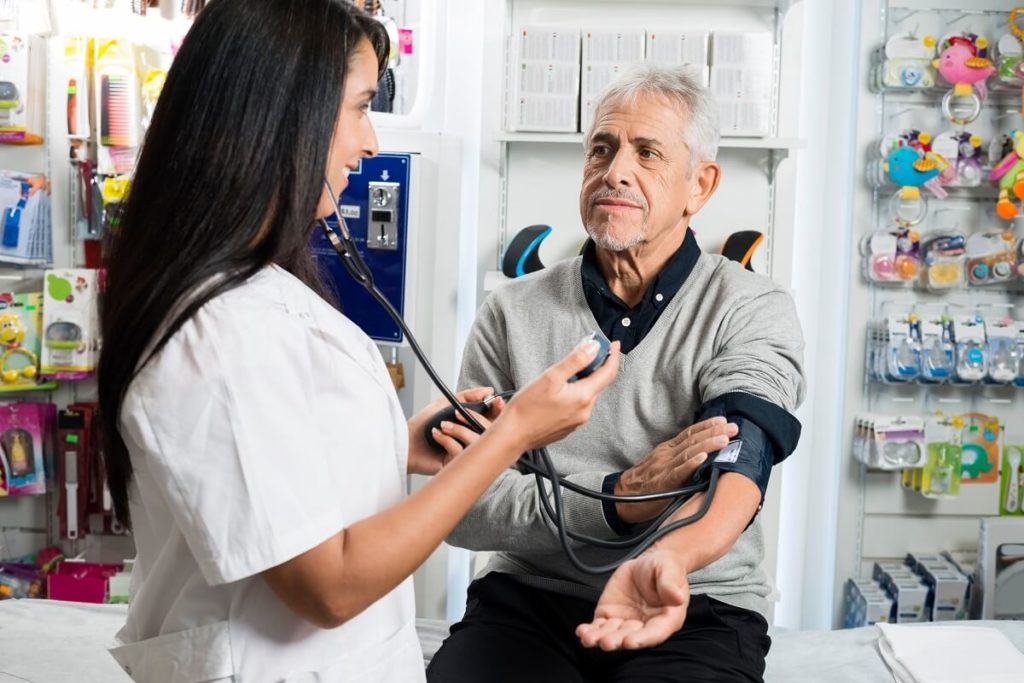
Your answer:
[885,145,947,200]
[934,35,996,100]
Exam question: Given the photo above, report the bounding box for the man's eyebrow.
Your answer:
[588,131,618,145]
[631,136,663,148]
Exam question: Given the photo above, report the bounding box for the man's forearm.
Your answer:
[446,468,622,552]
[652,472,761,573]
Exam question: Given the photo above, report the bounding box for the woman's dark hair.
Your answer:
[98,0,388,528]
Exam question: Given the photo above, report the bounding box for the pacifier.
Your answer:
[876,34,937,91]
[953,315,989,383]
[882,440,923,467]
[986,317,1020,384]
[988,337,1020,383]
[890,330,922,381]
[956,341,988,382]
[996,31,1024,85]
[965,231,1018,286]
[931,130,983,187]
[921,325,955,382]
[920,232,967,290]
[863,229,920,283]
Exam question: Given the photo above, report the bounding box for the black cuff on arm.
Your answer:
[601,472,633,536]
[690,417,773,499]
[695,392,801,464]
[689,392,802,500]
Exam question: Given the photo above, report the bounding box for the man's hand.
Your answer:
[576,549,689,651]
[614,417,737,524]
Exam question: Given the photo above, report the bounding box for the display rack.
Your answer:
[839,0,1024,625]
[0,4,192,565]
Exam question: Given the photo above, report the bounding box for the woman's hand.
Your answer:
[495,339,620,457]
[406,388,506,475]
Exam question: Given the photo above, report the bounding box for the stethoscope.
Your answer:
[319,178,718,574]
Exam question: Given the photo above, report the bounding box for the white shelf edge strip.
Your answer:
[494,132,804,150]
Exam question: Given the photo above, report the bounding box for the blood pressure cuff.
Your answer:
[689,392,802,500]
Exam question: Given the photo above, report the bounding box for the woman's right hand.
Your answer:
[495,338,620,457]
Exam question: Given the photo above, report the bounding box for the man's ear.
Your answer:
[684,161,721,217]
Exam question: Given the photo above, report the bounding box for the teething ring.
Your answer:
[941,89,982,125]
[1011,7,1024,42]
[889,191,928,227]
[0,347,38,384]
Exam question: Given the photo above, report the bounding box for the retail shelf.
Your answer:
[495,131,805,152]
[551,0,802,8]
[0,380,59,394]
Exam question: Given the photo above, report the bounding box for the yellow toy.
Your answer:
[0,311,37,383]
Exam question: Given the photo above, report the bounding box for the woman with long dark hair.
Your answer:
[97,1,619,680]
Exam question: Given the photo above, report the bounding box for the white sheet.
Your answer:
[3,599,1024,682]
[0,600,129,682]
[877,622,1024,683]
[765,620,1024,683]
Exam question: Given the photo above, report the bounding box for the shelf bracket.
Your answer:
[764,148,788,184]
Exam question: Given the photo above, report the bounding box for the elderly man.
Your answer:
[427,64,805,682]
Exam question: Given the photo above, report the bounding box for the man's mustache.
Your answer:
[588,188,647,210]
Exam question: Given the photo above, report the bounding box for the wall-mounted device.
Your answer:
[311,152,416,343]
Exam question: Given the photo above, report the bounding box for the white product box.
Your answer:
[580,29,645,129]
[905,552,947,572]
[41,268,101,379]
[873,561,909,582]
[509,94,580,133]
[508,26,581,132]
[582,29,645,64]
[942,549,977,577]
[646,30,709,66]
[844,579,891,628]
[977,517,1024,620]
[710,65,773,101]
[681,63,710,87]
[581,63,624,129]
[711,31,773,66]
[518,26,580,62]
[865,593,894,626]
[717,99,770,137]
[920,564,971,621]
[516,61,580,96]
[889,578,929,623]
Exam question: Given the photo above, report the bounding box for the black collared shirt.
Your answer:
[580,228,701,354]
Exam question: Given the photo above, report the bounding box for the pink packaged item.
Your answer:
[47,561,122,603]
[0,401,55,496]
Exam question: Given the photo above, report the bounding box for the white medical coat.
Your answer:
[109,265,425,683]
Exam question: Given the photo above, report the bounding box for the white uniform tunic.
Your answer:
[109,266,425,683]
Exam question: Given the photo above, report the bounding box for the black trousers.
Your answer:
[427,573,771,683]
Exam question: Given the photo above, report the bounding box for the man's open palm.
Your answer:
[576,549,690,651]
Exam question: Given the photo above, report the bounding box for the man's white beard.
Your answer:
[586,222,647,252]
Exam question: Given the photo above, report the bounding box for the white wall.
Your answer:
[773,0,863,631]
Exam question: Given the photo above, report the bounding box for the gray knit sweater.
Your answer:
[449,251,805,617]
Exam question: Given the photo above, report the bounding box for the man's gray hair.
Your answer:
[584,63,720,172]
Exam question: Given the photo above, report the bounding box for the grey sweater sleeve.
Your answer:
[445,295,618,552]
[697,285,806,412]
